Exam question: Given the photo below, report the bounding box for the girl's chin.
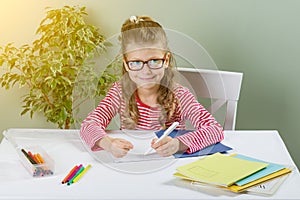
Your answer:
[137,82,158,89]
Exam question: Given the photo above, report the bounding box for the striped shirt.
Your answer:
[80,82,224,153]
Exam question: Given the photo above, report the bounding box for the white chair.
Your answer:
[176,67,243,130]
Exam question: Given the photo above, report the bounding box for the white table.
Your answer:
[0,129,299,199]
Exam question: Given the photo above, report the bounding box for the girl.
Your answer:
[80,15,224,158]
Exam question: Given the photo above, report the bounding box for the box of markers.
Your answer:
[17,146,55,177]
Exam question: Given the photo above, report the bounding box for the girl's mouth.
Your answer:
[138,76,155,80]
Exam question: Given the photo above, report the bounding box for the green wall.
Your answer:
[0,0,299,168]
[188,0,300,169]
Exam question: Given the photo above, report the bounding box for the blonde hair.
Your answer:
[120,16,178,129]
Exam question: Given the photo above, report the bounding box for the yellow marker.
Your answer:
[72,164,91,183]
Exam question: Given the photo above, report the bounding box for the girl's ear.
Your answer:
[164,52,171,68]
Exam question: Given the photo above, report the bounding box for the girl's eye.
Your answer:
[148,59,163,68]
[129,61,143,67]
[149,59,162,64]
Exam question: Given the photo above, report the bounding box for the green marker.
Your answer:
[67,166,85,185]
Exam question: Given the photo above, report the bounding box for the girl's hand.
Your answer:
[98,136,134,158]
[151,136,180,157]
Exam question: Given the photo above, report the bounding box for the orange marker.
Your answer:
[36,153,45,164]
[61,165,78,184]
[33,154,41,164]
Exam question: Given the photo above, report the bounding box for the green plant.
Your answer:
[0,6,120,129]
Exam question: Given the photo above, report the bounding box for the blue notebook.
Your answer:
[155,130,232,158]
[232,154,285,186]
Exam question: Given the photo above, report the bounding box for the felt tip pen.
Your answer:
[36,153,45,164]
[61,165,78,184]
[28,151,38,164]
[72,164,92,184]
[21,149,37,164]
[66,164,82,183]
[67,165,85,185]
[144,122,179,155]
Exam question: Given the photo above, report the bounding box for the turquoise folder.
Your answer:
[233,154,285,186]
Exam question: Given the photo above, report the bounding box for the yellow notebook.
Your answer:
[173,168,291,193]
[175,153,268,187]
[227,168,291,193]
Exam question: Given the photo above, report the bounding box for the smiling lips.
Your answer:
[138,76,156,80]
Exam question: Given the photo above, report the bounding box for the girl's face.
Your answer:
[123,48,170,89]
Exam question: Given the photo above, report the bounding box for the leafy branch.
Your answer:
[0,6,120,129]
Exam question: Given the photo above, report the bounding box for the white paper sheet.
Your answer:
[104,130,174,163]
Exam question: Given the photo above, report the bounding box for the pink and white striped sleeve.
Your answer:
[80,82,121,151]
[176,88,224,153]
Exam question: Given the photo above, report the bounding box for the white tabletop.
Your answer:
[0,129,299,199]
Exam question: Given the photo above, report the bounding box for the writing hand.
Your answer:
[151,136,180,157]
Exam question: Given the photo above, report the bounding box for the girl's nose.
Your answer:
[140,63,152,73]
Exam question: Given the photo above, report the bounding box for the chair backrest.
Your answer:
[176,67,243,130]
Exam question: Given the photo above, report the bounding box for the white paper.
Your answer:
[106,130,174,163]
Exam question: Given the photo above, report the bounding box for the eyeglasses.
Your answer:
[125,54,166,71]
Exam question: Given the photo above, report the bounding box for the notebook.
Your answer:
[174,171,290,195]
[174,153,292,193]
[228,168,291,193]
[232,154,285,186]
[175,153,268,187]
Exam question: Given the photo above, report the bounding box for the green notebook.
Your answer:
[176,153,268,187]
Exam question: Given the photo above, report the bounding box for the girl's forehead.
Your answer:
[124,42,167,53]
[124,47,166,58]
[126,48,165,54]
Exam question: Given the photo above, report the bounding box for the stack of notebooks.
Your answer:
[173,153,292,195]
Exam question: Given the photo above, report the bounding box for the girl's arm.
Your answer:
[80,82,122,151]
[176,88,224,153]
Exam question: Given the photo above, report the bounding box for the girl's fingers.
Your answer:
[119,139,134,150]
[155,138,179,157]
[113,138,133,150]
[108,138,134,158]
[151,138,158,145]
[151,136,171,149]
